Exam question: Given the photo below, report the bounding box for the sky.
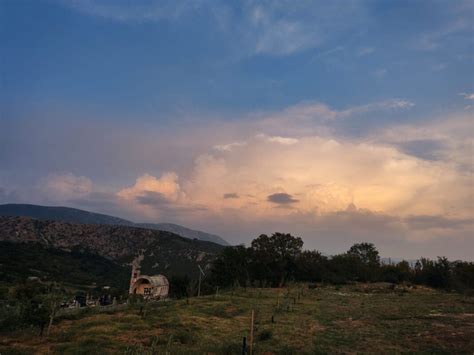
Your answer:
[1,0,473,260]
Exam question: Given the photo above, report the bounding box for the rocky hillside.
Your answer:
[0,216,224,278]
[0,204,229,245]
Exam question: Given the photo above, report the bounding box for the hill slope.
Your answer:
[0,204,229,245]
[0,216,224,280]
[137,222,228,245]
[0,203,131,226]
[0,241,130,289]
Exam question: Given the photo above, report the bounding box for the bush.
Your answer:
[257,329,272,341]
[175,329,194,344]
[0,305,22,332]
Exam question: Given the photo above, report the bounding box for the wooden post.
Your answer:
[249,310,255,355]
[198,271,202,297]
[216,286,219,297]
[241,337,247,355]
[46,301,57,336]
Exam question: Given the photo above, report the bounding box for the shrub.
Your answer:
[258,329,272,341]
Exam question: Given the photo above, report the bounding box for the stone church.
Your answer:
[129,257,169,299]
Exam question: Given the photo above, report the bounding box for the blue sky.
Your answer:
[1,0,473,259]
[2,0,472,115]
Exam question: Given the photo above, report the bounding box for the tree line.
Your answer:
[205,233,474,293]
[2,232,473,333]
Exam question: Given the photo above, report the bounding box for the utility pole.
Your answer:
[197,264,205,297]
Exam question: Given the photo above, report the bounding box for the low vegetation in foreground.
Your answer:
[1,283,474,354]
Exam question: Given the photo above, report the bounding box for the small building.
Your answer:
[129,259,169,299]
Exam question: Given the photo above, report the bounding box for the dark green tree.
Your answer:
[21,297,50,336]
[345,243,381,281]
[209,245,250,288]
[250,233,303,286]
[168,275,191,299]
[451,261,474,292]
[380,260,412,283]
[347,243,380,267]
[295,250,328,282]
[326,253,363,283]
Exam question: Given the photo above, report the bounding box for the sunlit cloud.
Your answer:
[256,134,299,145]
[117,172,182,205]
[1,98,471,258]
[2,0,473,260]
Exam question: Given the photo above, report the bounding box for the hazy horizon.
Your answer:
[1,0,473,260]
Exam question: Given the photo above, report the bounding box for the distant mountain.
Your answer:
[0,203,132,226]
[0,216,224,280]
[138,223,228,246]
[0,204,229,246]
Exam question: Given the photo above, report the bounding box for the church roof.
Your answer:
[134,274,169,287]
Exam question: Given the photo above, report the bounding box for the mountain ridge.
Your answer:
[0,215,224,278]
[0,203,229,246]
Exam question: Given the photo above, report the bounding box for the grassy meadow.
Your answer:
[1,283,473,354]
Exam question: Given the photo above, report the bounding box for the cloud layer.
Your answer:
[1,99,472,259]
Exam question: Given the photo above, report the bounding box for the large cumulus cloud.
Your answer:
[1,100,472,259]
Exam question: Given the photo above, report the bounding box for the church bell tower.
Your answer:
[129,259,142,294]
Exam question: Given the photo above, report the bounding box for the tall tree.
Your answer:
[250,233,303,286]
[347,243,380,267]
[209,245,250,287]
[346,243,381,281]
[295,250,328,282]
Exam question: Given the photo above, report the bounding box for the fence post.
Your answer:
[249,310,255,354]
[198,271,202,297]
[241,336,247,354]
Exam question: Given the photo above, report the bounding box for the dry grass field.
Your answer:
[1,283,473,354]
